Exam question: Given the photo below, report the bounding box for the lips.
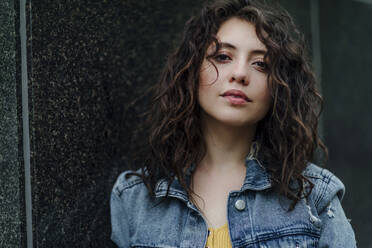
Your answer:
[221,89,251,102]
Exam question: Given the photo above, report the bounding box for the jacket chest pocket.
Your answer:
[247,195,321,248]
[131,246,178,248]
[257,234,319,248]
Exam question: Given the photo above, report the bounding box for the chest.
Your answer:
[190,168,247,229]
[127,190,321,248]
[191,183,230,229]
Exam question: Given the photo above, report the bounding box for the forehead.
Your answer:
[215,17,267,52]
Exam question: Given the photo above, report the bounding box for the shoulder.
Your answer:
[111,168,147,198]
[302,163,346,213]
[110,168,155,246]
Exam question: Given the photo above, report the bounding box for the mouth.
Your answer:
[221,89,251,102]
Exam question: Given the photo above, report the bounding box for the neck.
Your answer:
[198,113,256,174]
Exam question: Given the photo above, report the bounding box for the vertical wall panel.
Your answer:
[1,0,369,246]
[0,0,26,247]
[319,0,372,246]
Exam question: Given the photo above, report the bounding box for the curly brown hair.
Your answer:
[128,0,328,210]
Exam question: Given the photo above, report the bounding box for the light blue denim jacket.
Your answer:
[111,157,357,248]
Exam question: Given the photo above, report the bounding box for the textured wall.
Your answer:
[29,0,202,246]
[279,0,313,40]
[0,0,26,247]
[319,0,372,246]
[281,1,372,246]
[1,0,370,247]
[284,1,372,246]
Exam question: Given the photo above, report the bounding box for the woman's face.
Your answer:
[198,17,271,128]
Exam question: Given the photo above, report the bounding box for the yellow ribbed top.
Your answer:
[205,223,232,248]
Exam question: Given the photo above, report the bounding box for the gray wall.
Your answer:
[0,0,26,247]
[319,0,372,245]
[1,0,371,247]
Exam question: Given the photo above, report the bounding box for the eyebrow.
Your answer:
[219,42,267,56]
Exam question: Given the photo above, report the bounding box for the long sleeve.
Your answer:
[312,169,357,248]
[304,164,357,247]
[318,194,356,247]
[110,177,130,248]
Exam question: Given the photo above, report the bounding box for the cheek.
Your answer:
[199,61,218,86]
[253,76,271,109]
[198,64,218,105]
[256,74,270,96]
[197,83,212,107]
[261,85,271,102]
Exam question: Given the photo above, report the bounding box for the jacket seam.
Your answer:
[233,227,320,247]
[304,170,328,181]
[115,179,144,196]
[155,189,189,201]
[130,243,178,248]
[179,208,191,248]
[314,173,333,210]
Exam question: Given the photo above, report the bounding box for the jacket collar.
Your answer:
[154,147,272,202]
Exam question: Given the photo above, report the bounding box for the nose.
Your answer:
[229,61,249,85]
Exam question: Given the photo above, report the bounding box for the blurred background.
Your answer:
[1,0,371,247]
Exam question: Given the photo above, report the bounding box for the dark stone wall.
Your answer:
[319,1,372,246]
[278,0,312,41]
[281,1,372,245]
[1,0,370,246]
[0,0,25,247]
[30,0,203,247]
[283,1,372,245]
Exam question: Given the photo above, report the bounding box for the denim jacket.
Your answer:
[111,157,357,248]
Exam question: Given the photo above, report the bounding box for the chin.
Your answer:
[217,117,257,128]
[201,111,259,128]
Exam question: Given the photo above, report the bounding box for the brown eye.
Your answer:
[253,61,268,70]
[214,54,231,62]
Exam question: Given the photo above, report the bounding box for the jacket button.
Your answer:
[234,199,246,211]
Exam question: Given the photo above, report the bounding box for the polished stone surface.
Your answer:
[0,0,25,247]
[30,0,202,246]
[0,0,366,246]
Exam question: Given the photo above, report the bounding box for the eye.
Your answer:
[253,61,268,70]
[213,54,231,62]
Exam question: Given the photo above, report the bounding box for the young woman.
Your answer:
[111,0,357,247]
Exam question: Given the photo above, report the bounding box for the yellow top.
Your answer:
[205,223,232,248]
